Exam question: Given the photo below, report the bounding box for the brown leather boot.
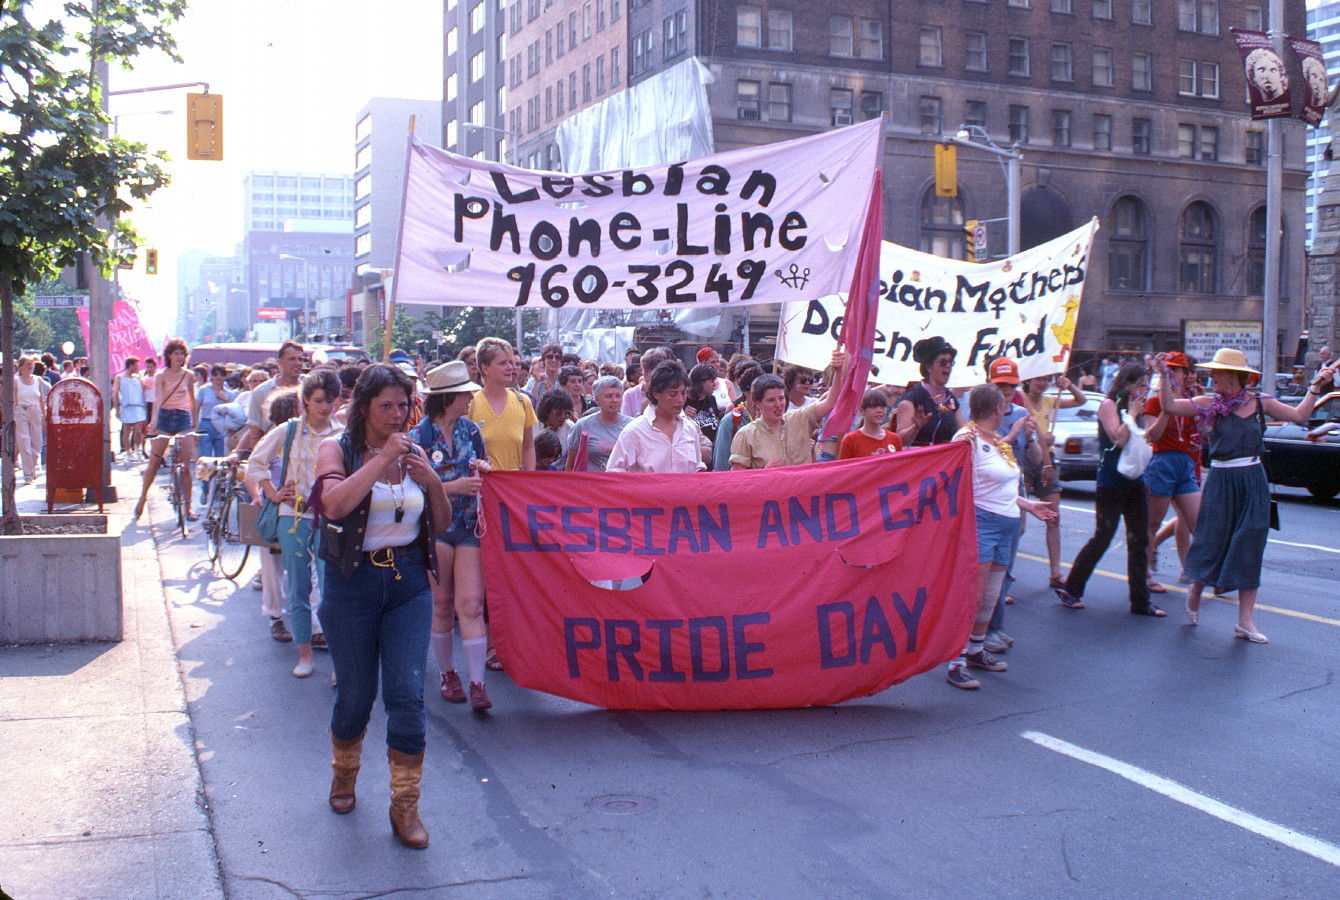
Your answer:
[329,731,364,814]
[387,747,429,849]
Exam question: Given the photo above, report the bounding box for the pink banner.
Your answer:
[77,300,157,373]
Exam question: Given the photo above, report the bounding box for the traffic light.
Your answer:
[186,92,224,161]
[934,143,957,198]
[963,220,979,262]
[145,249,159,275]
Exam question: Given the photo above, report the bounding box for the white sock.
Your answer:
[431,631,454,674]
[463,637,488,686]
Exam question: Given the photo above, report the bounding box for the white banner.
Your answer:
[393,119,882,310]
[776,220,1099,389]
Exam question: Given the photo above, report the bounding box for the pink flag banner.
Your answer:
[1231,29,1293,120]
[393,119,882,310]
[77,300,157,374]
[820,169,883,441]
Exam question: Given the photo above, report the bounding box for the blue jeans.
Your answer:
[197,422,225,458]
[318,548,432,754]
[277,515,321,645]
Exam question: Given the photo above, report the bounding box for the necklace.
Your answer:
[967,422,1017,468]
[922,381,955,413]
[368,441,407,522]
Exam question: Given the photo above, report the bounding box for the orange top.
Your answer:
[155,368,195,413]
[838,428,904,459]
[1143,395,1199,456]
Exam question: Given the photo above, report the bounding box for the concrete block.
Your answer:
[0,515,122,644]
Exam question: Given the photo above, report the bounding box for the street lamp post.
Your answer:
[951,125,1023,257]
[463,122,528,349]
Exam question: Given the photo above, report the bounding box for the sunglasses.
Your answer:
[797,377,816,385]
[543,353,561,359]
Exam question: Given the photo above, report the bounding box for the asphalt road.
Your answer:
[147,483,1340,898]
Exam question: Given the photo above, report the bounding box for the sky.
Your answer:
[89,0,442,332]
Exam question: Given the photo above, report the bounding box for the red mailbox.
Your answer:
[46,377,105,512]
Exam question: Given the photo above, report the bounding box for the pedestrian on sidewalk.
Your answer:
[312,363,451,849]
[13,356,46,484]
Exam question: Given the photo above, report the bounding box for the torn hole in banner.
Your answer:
[555,199,587,210]
[441,169,470,187]
[837,529,910,569]
[653,240,675,256]
[435,251,471,273]
[566,552,654,591]
[818,171,833,185]
[824,234,848,253]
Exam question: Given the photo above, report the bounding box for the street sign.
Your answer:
[1183,319,1264,371]
[33,295,88,309]
[973,223,988,261]
[256,307,287,320]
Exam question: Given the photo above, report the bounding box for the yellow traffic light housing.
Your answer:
[934,143,957,198]
[145,249,159,274]
[963,220,979,262]
[186,92,224,161]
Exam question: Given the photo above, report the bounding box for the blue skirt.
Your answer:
[1182,464,1269,592]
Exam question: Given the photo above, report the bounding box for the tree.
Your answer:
[1,0,184,532]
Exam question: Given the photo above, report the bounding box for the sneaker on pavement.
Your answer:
[984,634,1009,654]
[440,671,467,703]
[270,619,293,642]
[469,681,493,711]
[250,573,263,591]
[946,665,980,690]
[965,650,1007,672]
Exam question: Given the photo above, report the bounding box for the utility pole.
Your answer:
[88,0,115,500]
[1262,0,1284,382]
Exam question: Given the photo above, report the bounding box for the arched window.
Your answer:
[919,187,965,259]
[1021,187,1074,250]
[1108,195,1148,290]
[1246,206,1267,295]
[1179,201,1218,294]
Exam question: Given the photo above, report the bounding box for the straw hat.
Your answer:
[1196,348,1259,376]
[422,360,482,394]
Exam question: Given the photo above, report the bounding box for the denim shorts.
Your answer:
[1144,450,1200,497]
[155,408,193,436]
[975,507,1021,566]
[438,518,481,548]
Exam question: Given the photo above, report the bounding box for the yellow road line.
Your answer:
[1014,552,1340,627]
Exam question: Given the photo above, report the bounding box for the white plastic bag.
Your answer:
[1116,411,1152,479]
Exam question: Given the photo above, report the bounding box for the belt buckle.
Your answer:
[369,546,402,581]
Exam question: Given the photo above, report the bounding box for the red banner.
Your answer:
[76,299,157,374]
[481,443,978,710]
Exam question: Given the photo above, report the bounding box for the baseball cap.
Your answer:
[1163,351,1190,370]
[987,357,1020,385]
[696,347,715,363]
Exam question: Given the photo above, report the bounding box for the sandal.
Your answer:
[1048,575,1066,590]
[1147,580,1168,594]
[485,649,504,671]
[1004,595,1015,605]
[1053,587,1085,609]
[1131,604,1167,617]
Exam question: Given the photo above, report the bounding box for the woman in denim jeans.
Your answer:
[313,364,450,849]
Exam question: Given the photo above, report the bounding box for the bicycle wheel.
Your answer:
[171,459,188,539]
[205,478,224,562]
[215,487,251,580]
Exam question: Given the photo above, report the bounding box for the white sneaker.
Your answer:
[292,658,313,678]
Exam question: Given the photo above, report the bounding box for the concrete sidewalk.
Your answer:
[0,465,224,899]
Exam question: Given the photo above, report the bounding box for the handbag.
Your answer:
[1116,411,1152,479]
[254,421,297,545]
[1255,400,1281,531]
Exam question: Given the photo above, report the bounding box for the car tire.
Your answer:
[1307,484,1339,501]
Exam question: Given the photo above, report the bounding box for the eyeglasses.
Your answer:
[797,377,816,385]
[543,353,561,360]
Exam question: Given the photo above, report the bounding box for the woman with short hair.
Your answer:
[566,376,631,471]
[313,364,450,849]
[12,356,46,484]
[606,361,710,473]
[947,385,1057,690]
[1158,349,1336,641]
[684,362,723,445]
[895,336,960,447]
[729,351,847,470]
[468,338,536,472]
[134,338,199,521]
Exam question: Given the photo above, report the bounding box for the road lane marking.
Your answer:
[1014,552,1340,627]
[1058,504,1340,555]
[1021,731,1340,868]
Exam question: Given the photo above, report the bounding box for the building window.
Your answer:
[355,203,371,228]
[612,0,620,22]
[1051,43,1072,81]
[611,47,620,85]
[545,86,553,120]
[830,88,854,126]
[446,27,458,57]
[737,79,761,119]
[663,11,688,58]
[1247,206,1267,294]
[920,186,965,259]
[964,100,987,130]
[583,63,591,102]
[1093,113,1112,150]
[965,32,987,72]
[470,51,486,83]
[557,23,566,57]
[1177,123,1196,158]
[1178,59,1196,96]
[1008,105,1030,143]
[470,2,485,33]
[738,7,762,48]
[1052,109,1071,146]
[1198,125,1218,161]
[1244,5,1264,31]
[1132,0,1152,24]
[446,73,458,101]
[1093,0,1113,18]
[355,144,371,171]
[861,91,884,121]
[1132,117,1152,154]
[858,18,883,59]
[570,71,577,107]
[1007,0,1030,7]
[1178,0,1219,35]
[556,78,565,115]
[768,9,793,51]
[919,96,942,134]
[768,82,792,121]
[1199,62,1219,99]
[597,0,606,30]
[1050,0,1071,12]
[920,27,943,67]
[1008,38,1030,76]
[632,28,652,76]
[583,1,592,37]
[830,16,853,57]
[1093,48,1113,87]
[1179,201,1218,293]
[1246,129,1264,165]
[1132,53,1152,91]
[1109,196,1148,290]
[596,56,605,93]
[569,12,578,47]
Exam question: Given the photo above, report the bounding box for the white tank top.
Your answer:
[16,376,42,407]
[362,479,425,552]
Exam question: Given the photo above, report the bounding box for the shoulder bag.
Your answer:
[255,420,297,545]
[1116,410,1152,479]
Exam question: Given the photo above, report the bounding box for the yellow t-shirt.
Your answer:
[469,389,538,471]
[1030,395,1058,440]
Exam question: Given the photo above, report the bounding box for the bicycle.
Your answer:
[203,455,252,580]
[163,435,192,539]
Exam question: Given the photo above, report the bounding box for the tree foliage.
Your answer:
[363,306,545,362]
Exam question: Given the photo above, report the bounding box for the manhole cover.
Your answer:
[587,794,656,815]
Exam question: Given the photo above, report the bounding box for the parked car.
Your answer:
[1051,393,1104,481]
[1263,394,1340,500]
